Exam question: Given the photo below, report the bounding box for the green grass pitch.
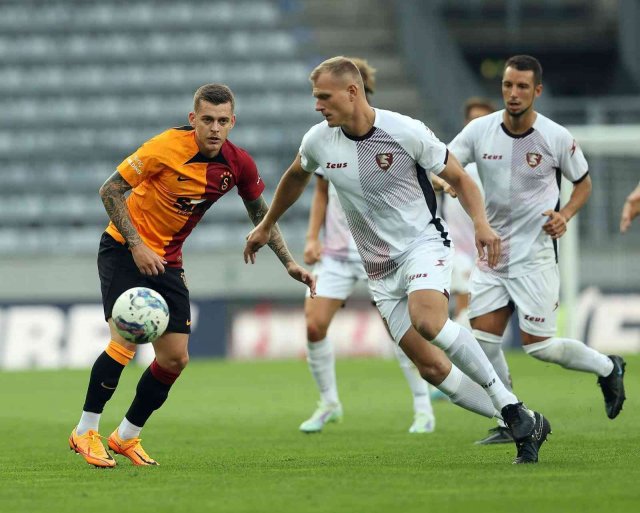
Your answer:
[1,353,638,513]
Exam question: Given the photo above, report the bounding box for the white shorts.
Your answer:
[305,256,367,300]
[368,241,452,343]
[450,251,474,295]
[468,265,559,337]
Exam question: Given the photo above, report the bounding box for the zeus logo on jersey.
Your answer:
[326,162,348,169]
[375,153,393,171]
[482,153,503,160]
[407,273,429,281]
[526,153,543,168]
[524,314,546,323]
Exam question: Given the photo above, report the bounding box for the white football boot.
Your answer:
[408,411,436,434]
[299,401,343,433]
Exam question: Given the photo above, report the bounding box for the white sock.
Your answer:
[307,338,339,405]
[118,417,142,440]
[437,365,499,418]
[523,337,614,377]
[432,319,518,411]
[77,411,101,435]
[454,307,471,330]
[394,345,433,415]
[473,330,513,391]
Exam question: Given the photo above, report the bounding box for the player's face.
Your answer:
[312,72,355,127]
[189,100,236,157]
[501,67,542,118]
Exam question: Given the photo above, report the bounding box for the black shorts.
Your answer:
[98,233,191,334]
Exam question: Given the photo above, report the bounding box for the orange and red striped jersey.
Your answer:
[105,126,264,267]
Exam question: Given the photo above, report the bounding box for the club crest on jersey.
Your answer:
[375,153,393,171]
[220,171,233,191]
[526,152,542,168]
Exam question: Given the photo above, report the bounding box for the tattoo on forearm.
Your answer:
[99,171,141,246]
[244,196,294,267]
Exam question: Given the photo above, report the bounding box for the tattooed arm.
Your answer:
[99,171,166,275]
[243,195,295,268]
[242,193,316,297]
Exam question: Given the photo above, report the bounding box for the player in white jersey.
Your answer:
[620,181,640,232]
[449,55,626,443]
[300,58,435,434]
[245,56,552,464]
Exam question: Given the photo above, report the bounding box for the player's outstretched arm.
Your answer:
[439,153,501,268]
[304,177,329,265]
[620,182,640,233]
[542,175,592,239]
[99,171,166,275]
[244,154,312,263]
[243,194,316,296]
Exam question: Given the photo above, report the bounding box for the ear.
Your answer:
[188,111,196,127]
[229,114,236,129]
[535,83,543,98]
[347,83,358,101]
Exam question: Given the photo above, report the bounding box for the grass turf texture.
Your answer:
[1,353,638,513]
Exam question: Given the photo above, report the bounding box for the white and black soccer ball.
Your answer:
[111,287,170,344]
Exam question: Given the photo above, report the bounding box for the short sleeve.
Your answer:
[448,123,476,168]
[558,130,589,183]
[116,137,165,188]
[235,151,265,201]
[299,129,320,174]
[415,123,448,175]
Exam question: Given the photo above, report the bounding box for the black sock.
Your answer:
[125,367,173,427]
[82,351,126,413]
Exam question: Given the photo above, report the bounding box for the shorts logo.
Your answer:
[375,153,393,171]
[526,152,542,168]
[180,271,188,289]
[524,314,545,323]
[408,273,428,281]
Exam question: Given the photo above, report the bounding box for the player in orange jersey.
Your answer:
[69,84,315,467]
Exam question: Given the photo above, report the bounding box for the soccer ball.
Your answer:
[111,287,170,344]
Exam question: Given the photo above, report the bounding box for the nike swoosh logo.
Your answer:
[177,176,192,181]
[101,382,117,390]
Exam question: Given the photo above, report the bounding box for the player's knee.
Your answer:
[412,317,443,342]
[157,353,189,374]
[306,321,328,342]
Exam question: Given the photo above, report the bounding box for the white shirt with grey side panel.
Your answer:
[299,108,451,280]
[314,169,361,262]
[448,110,588,278]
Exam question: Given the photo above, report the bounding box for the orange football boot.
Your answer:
[107,429,158,466]
[69,428,116,468]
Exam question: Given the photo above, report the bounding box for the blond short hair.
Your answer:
[309,56,365,91]
[346,57,376,97]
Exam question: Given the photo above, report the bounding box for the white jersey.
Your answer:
[442,162,483,260]
[299,108,450,280]
[449,110,588,277]
[314,170,361,262]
